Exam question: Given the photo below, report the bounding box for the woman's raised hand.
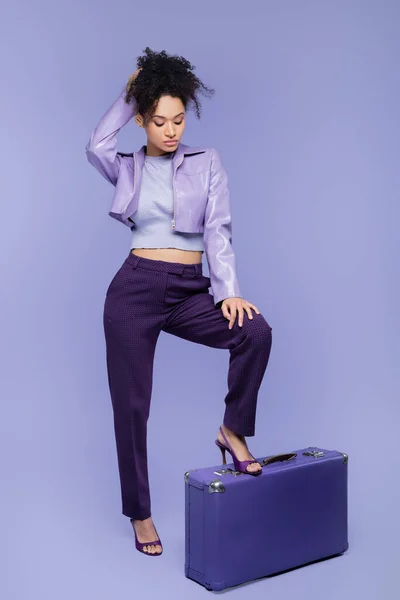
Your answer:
[126,68,142,92]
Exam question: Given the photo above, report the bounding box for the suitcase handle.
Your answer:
[260,452,297,466]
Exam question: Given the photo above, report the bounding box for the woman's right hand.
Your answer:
[126,68,142,92]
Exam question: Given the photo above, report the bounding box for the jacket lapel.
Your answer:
[134,142,206,165]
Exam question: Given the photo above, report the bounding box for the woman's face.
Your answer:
[137,95,186,156]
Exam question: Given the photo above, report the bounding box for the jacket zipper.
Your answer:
[172,154,184,229]
[125,153,137,224]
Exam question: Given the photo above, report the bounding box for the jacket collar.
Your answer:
[134,142,206,172]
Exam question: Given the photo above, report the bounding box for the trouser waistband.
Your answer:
[125,251,203,277]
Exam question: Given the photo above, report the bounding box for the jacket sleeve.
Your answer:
[203,147,243,307]
[85,85,136,186]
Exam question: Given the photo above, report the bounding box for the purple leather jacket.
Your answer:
[85,86,242,306]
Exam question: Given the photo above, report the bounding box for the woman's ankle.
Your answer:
[130,516,152,524]
[222,424,245,441]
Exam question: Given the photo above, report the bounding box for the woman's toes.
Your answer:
[248,462,261,473]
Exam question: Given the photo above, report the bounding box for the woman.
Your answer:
[86,47,272,557]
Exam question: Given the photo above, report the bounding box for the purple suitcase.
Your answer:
[184,446,348,591]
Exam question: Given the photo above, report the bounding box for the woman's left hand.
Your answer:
[221,297,260,329]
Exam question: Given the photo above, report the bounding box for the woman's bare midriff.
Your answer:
[131,248,203,264]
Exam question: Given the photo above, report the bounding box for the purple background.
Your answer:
[2,0,399,597]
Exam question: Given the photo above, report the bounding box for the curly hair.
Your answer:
[125,47,215,123]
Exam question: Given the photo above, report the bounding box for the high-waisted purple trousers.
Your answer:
[103,251,272,520]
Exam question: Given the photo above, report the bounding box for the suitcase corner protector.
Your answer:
[184,469,198,482]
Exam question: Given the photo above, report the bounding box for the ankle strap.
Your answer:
[219,426,232,452]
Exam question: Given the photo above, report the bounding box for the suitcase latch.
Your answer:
[213,468,243,477]
[303,449,324,458]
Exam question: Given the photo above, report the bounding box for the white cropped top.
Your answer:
[129,151,205,252]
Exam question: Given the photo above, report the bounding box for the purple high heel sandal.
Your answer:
[215,426,262,476]
[130,518,163,556]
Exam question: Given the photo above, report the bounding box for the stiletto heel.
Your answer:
[214,426,262,476]
[130,519,163,557]
[215,441,227,465]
